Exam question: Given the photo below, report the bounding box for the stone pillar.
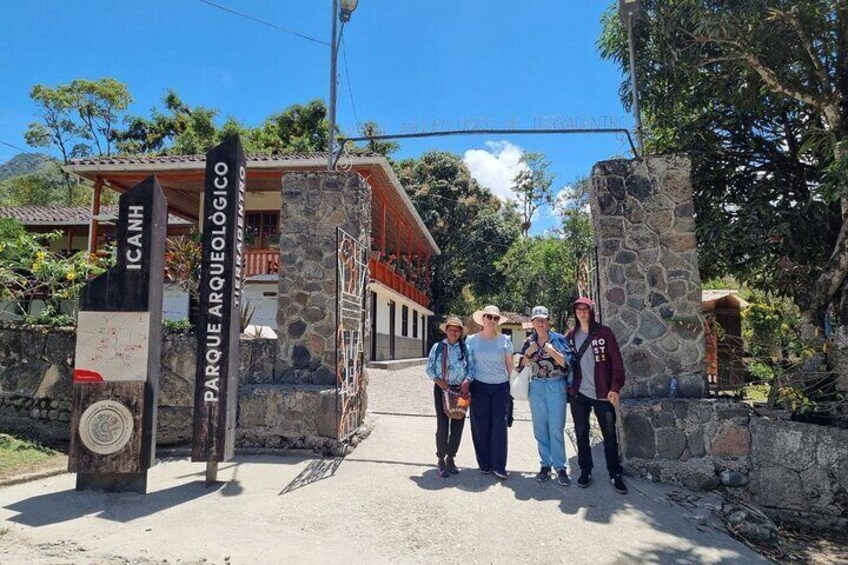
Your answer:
[590,155,705,398]
[276,172,371,387]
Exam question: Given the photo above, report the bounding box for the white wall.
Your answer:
[242,282,279,328]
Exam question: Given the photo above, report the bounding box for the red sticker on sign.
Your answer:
[73,369,104,383]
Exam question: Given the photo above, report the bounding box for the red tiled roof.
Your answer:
[68,152,380,167]
[500,311,531,324]
[0,205,193,226]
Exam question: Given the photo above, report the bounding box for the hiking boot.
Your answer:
[437,458,449,478]
[577,469,592,488]
[535,466,551,483]
[611,474,628,494]
[446,457,460,475]
[557,469,572,486]
[493,470,509,480]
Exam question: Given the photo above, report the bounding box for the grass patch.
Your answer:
[0,433,65,481]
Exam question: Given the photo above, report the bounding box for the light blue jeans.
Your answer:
[528,377,568,470]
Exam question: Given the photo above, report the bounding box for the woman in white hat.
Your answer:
[425,316,470,478]
[463,305,514,479]
[518,305,576,486]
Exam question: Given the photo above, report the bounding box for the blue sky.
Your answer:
[0,0,630,232]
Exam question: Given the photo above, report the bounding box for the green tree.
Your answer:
[114,90,220,155]
[599,0,847,322]
[245,100,330,154]
[494,237,582,330]
[358,121,399,158]
[395,151,522,317]
[24,78,132,203]
[511,152,555,237]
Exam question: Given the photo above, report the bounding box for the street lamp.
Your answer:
[328,0,359,171]
[619,0,644,156]
[340,0,359,22]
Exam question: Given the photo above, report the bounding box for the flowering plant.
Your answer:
[0,219,110,326]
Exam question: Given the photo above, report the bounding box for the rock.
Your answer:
[655,428,687,460]
[638,311,667,340]
[288,320,307,339]
[687,433,706,458]
[624,414,656,459]
[720,470,748,487]
[710,426,751,457]
[679,460,719,491]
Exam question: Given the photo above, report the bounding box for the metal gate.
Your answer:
[336,228,368,442]
[577,246,602,323]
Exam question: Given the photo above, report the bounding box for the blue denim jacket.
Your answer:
[425,340,468,386]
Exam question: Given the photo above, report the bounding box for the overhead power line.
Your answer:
[0,139,29,153]
[340,28,360,129]
[195,0,329,46]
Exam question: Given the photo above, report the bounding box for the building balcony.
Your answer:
[244,248,279,277]
[369,256,429,308]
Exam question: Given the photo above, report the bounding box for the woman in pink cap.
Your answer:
[565,297,628,494]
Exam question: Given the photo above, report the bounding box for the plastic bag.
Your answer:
[510,364,532,401]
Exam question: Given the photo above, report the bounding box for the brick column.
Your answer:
[590,155,705,398]
[276,172,371,387]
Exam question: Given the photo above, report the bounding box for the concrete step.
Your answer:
[367,358,427,371]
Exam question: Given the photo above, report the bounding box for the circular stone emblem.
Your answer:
[79,400,134,455]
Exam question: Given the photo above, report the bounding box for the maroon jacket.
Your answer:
[565,306,625,400]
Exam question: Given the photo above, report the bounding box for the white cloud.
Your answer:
[462,140,526,202]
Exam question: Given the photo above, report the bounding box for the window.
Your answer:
[501,328,513,338]
[245,211,280,249]
[412,309,418,338]
[402,305,409,337]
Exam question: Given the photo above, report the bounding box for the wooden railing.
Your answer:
[244,249,279,277]
[369,257,429,308]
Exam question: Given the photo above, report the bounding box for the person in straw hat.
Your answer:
[464,305,514,480]
[425,316,470,478]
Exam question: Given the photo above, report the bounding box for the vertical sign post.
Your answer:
[69,176,167,493]
[191,136,246,482]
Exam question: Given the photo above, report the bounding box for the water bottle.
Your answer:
[669,376,679,398]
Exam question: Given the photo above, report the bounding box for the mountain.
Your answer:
[0,153,55,181]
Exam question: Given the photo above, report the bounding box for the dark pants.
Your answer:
[469,381,510,474]
[433,384,465,459]
[570,392,623,477]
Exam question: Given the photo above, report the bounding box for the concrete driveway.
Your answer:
[0,367,769,564]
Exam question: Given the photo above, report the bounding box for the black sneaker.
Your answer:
[437,459,449,478]
[493,470,509,480]
[557,469,571,486]
[446,457,460,475]
[535,466,551,483]
[481,468,492,475]
[611,474,628,494]
[577,469,592,488]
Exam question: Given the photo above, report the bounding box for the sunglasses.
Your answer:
[575,307,591,313]
[483,314,500,321]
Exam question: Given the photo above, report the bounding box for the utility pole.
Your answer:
[327,0,339,171]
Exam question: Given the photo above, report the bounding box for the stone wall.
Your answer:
[590,155,706,398]
[749,418,848,530]
[619,398,848,530]
[276,172,371,387]
[620,399,751,491]
[0,327,338,453]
